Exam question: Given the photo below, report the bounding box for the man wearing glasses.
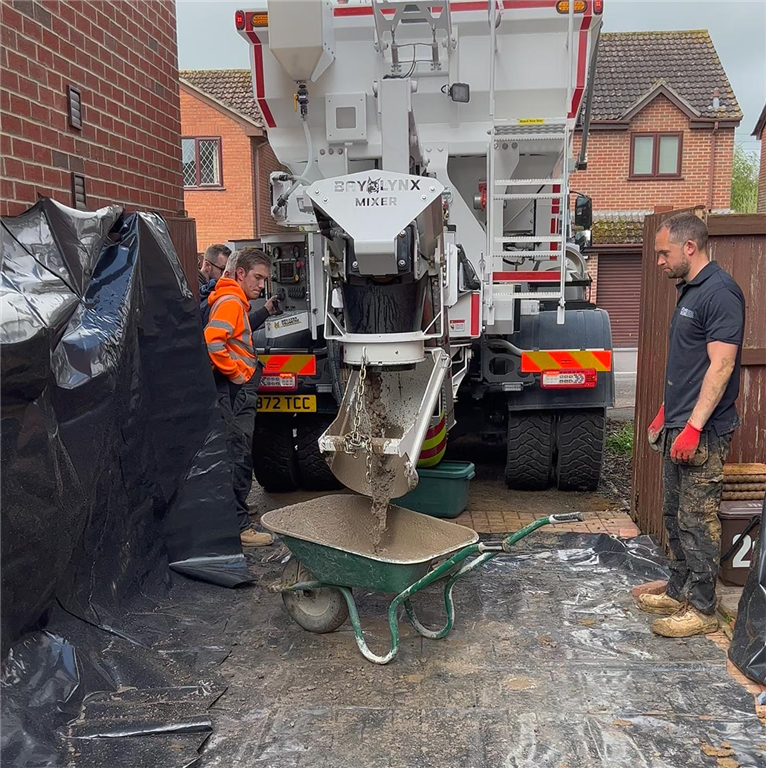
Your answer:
[199,243,232,297]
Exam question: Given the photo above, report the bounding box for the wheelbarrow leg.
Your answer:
[401,514,584,639]
[337,546,484,664]
[337,587,401,665]
[403,552,495,639]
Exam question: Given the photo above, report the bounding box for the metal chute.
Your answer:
[318,349,450,498]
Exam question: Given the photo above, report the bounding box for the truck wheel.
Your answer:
[296,415,342,491]
[505,412,553,490]
[252,415,299,492]
[555,409,605,492]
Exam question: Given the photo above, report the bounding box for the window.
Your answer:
[630,133,682,178]
[182,137,222,188]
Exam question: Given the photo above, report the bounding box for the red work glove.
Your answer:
[670,422,702,462]
[647,405,664,444]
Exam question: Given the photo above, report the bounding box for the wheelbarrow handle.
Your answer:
[497,512,585,552]
[548,512,584,524]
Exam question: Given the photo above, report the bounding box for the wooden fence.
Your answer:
[165,216,200,299]
[632,211,766,545]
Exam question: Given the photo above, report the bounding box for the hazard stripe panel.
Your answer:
[260,354,317,375]
[421,415,447,451]
[418,444,447,466]
[521,350,612,373]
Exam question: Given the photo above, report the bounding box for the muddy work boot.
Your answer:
[636,592,682,615]
[240,527,274,547]
[651,605,718,637]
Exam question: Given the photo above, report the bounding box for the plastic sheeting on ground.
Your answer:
[1,199,252,766]
[207,534,766,767]
[729,496,766,685]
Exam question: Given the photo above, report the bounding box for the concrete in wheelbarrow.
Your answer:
[198,534,766,768]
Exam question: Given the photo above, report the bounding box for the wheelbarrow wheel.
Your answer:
[281,558,349,634]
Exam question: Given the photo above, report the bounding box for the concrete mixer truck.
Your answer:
[235,0,614,497]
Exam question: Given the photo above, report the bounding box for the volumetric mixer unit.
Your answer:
[236,0,614,504]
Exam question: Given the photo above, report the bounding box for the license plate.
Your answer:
[257,395,316,413]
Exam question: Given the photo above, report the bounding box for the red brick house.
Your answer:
[0,0,184,218]
[754,104,766,214]
[179,69,283,254]
[572,30,741,347]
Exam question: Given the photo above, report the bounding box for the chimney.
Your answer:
[712,87,720,110]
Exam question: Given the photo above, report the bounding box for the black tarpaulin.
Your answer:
[1,200,253,766]
[729,496,766,685]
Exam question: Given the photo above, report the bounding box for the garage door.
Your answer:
[596,251,643,348]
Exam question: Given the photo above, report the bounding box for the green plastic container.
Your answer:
[394,461,476,518]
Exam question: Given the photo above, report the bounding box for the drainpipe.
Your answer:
[577,27,601,171]
[708,120,719,210]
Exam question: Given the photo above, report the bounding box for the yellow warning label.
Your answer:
[518,118,545,124]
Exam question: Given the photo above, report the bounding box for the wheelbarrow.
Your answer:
[262,495,583,665]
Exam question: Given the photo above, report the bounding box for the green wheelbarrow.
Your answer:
[262,495,582,665]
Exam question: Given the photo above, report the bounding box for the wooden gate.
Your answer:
[165,216,200,299]
[632,211,766,545]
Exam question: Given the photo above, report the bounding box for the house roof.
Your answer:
[592,31,742,123]
[753,104,766,138]
[179,69,264,128]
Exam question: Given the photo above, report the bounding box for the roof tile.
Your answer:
[592,31,742,121]
[180,69,264,127]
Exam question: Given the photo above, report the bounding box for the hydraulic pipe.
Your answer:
[272,119,315,216]
[486,338,527,357]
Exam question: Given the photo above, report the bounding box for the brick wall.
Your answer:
[0,0,183,217]
[758,129,766,214]
[180,87,259,252]
[181,87,288,251]
[573,95,734,212]
[254,140,285,237]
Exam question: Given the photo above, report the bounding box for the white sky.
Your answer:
[176,0,766,152]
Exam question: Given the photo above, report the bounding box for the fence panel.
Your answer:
[632,212,766,546]
[166,216,200,299]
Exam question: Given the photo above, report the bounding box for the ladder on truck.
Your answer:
[485,0,579,326]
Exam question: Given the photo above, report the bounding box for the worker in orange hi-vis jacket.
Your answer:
[205,247,279,548]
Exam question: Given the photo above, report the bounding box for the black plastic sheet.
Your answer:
[729,496,766,685]
[0,592,229,767]
[1,200,252,765]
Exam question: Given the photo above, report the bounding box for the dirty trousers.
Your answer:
[216,373,258,532]
[662,427,732,615]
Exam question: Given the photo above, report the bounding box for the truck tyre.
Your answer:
[505,412,553,490]
[555,409,605,492]
[252,415,299,493]
[296,415,342,491]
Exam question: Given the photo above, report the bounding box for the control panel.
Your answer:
[264,240,308,312]
[261,235,315,341]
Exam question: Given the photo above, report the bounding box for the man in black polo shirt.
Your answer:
[636,213,745,637]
